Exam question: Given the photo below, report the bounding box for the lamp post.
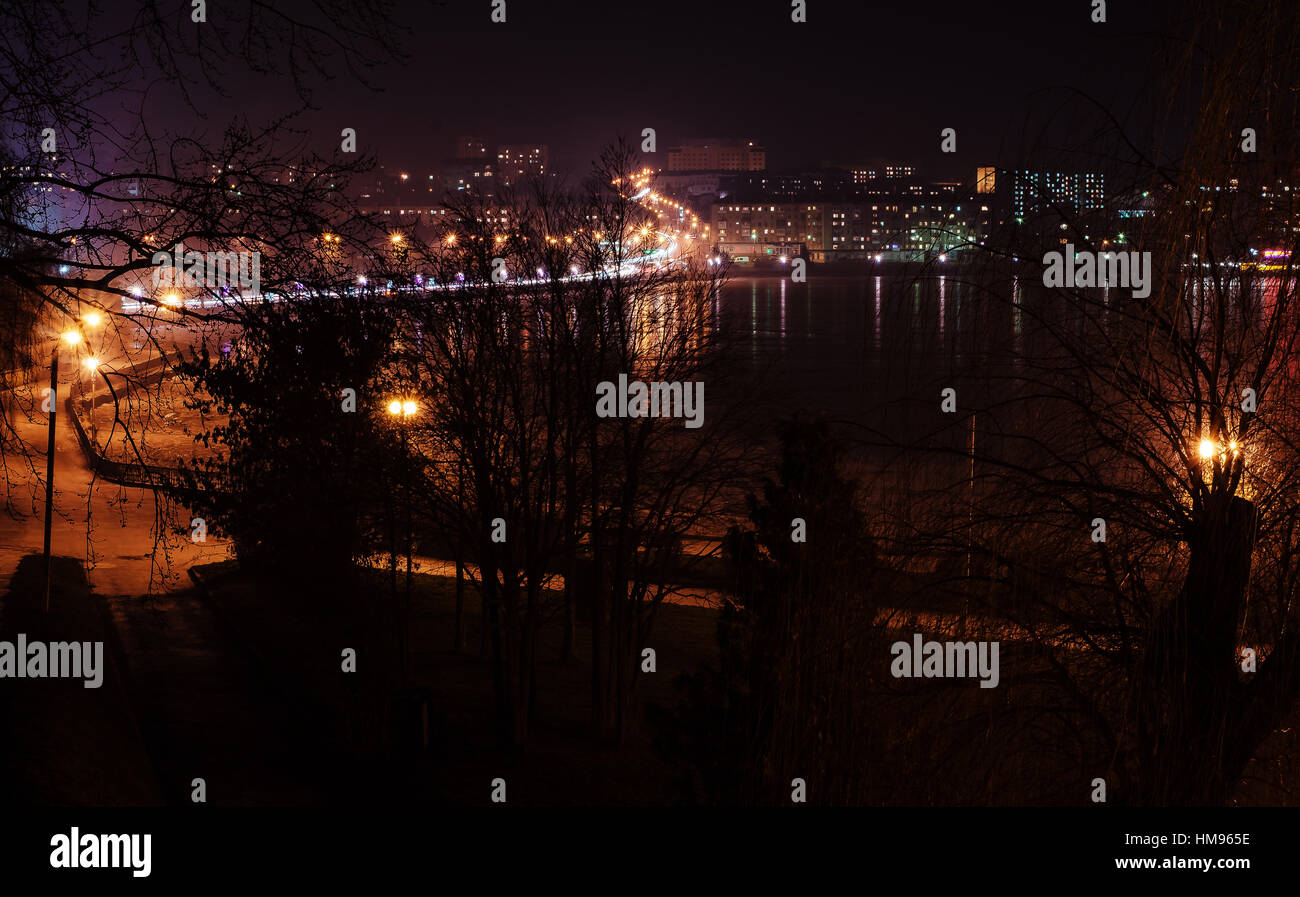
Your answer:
[43,329,83,611]
[78,311,104,441]
[385,396,431,752]
[83,357,101,442]
[387,398,418,684]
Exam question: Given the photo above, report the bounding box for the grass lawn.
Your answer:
[191,559,722,805]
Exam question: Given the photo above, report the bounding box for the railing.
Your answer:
[63,350,225,498]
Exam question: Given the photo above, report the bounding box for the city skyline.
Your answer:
[1,0,1297,881]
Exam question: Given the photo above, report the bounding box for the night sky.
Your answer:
[131,0,1186,179]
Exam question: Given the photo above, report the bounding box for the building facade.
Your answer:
[712,190,992,263]
[495,145,548,185]
[667,139,766,172]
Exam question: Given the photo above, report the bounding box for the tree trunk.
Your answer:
[454,555,466,653]
[484,572,508,740]
[560,466,578,662]
[1133,493,1256,804]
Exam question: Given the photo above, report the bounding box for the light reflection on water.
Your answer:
[715,274,1017,438]
[713,271,1289,455]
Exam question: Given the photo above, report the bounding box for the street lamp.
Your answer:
[43,328,87,609]
[389,399,416,419]
[1195,434,1244,491]
[76,309,105,424]
[387,397,418,685]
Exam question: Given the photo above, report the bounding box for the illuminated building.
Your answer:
[1008,169,1107,219]
[495,145,548,185]
[667,139,766,172]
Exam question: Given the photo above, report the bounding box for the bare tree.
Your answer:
[0,0,401,575]
[873,0,1300,805]
[391,143,753,746]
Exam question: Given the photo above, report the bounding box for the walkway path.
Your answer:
[0,356,336,804]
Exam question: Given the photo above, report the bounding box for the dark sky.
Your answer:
[138,0,1189,180]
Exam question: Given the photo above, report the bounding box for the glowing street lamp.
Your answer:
[387,397,418,418]
[44,327,92,608]
[386,394,419,682]
[388,398,418,418]
[80,312,103,360]
[1195,435,1243,481]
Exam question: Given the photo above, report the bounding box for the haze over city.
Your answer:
[0,0,1294,884]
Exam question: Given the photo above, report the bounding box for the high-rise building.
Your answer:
[667,139,766,172]
[495,144,548,185]
[441,160,494,193]
[356,166,440,216]
[712,189,991,263]
[1079,172,1105,211]
[1008,170,1107,219]
[850,163,918,185]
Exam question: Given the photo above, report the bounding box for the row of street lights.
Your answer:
[59,326,104,410]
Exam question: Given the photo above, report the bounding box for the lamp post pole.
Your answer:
[387,398,418,685]
[42,344,59,612]
[43,323,94,611]
[402,419,413,686]
[86,361,97,443]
